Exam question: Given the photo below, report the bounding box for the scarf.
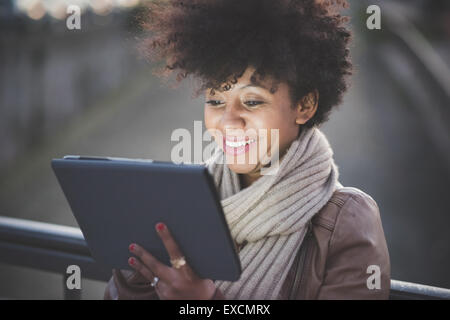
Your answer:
[204,126,342,299]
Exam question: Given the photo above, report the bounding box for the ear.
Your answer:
[295,90,319,125]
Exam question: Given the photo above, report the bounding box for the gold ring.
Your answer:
[170,256,186,269]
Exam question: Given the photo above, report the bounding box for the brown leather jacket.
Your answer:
[103,187,391,300]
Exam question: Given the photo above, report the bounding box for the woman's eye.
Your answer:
[244,100,264,107]
[206,100,224,106]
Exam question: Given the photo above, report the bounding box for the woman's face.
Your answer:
[204,66,305,177]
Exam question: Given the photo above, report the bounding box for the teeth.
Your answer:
[225,139,256,148]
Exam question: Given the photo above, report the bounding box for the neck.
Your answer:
[239,171,261,189]
[239,147,291,189]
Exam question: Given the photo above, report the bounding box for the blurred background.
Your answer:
[0,0,449,299]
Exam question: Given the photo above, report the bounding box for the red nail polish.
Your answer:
[129,244,135,252]
[156,222,165,231]
[128,257,135,265]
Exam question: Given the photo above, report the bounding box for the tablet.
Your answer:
[51,155,242,281]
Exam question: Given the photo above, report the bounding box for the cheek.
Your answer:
[261,110,298,149]
[204,108,216,129]
[252,112,287,134]
[276,116,300,150]
[204,108,223,139]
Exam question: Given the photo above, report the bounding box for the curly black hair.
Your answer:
[139,0,352,128]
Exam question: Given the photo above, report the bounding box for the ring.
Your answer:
[170,256,187,269]
[150,276,159,287]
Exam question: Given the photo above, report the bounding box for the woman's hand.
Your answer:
[128,222,217,300]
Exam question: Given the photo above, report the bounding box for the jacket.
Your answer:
[103,187,391,300]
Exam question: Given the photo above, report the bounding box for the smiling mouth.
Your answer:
[222,137,257,156]
[224,138,256,148]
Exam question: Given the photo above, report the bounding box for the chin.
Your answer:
[226,162,260,175]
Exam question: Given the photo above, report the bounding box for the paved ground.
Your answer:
[0,34,449,299]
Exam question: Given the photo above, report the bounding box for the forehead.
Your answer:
[206,66,279,95]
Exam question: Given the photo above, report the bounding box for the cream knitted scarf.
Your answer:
[205,126,342,299]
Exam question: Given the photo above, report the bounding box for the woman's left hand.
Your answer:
[128,222,217,300]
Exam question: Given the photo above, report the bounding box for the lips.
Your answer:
[223,136,257,156]
[224,138,256,148]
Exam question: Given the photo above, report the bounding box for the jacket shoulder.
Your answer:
[313,187,391,299]
[313,187,381,232]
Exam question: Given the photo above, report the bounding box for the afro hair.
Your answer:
[139,0,353,128]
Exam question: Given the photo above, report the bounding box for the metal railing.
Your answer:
[0,216,449,300]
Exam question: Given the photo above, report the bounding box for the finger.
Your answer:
[129,243,173,283]
[127,260,170,300]
[155,222,184,260]
[127,257,155,283]
[128,257,170,298]
[127,270,150,284]
[153,278,171,300]
[155,222,196,278]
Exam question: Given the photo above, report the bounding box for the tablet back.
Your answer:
[51,157,241,281]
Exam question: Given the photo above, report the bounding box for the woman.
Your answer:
[104,0,390,300]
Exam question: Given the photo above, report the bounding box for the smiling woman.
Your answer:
[104,0,391,300]
[204,66,318,187]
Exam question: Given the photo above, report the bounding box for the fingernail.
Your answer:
[156,222,165,231]
[129,243,136,252]
[128,257,135,265]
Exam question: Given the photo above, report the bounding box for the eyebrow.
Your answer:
[239,84,268,91]
[206,83,269,96]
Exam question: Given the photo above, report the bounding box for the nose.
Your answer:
[221,101,245,131]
